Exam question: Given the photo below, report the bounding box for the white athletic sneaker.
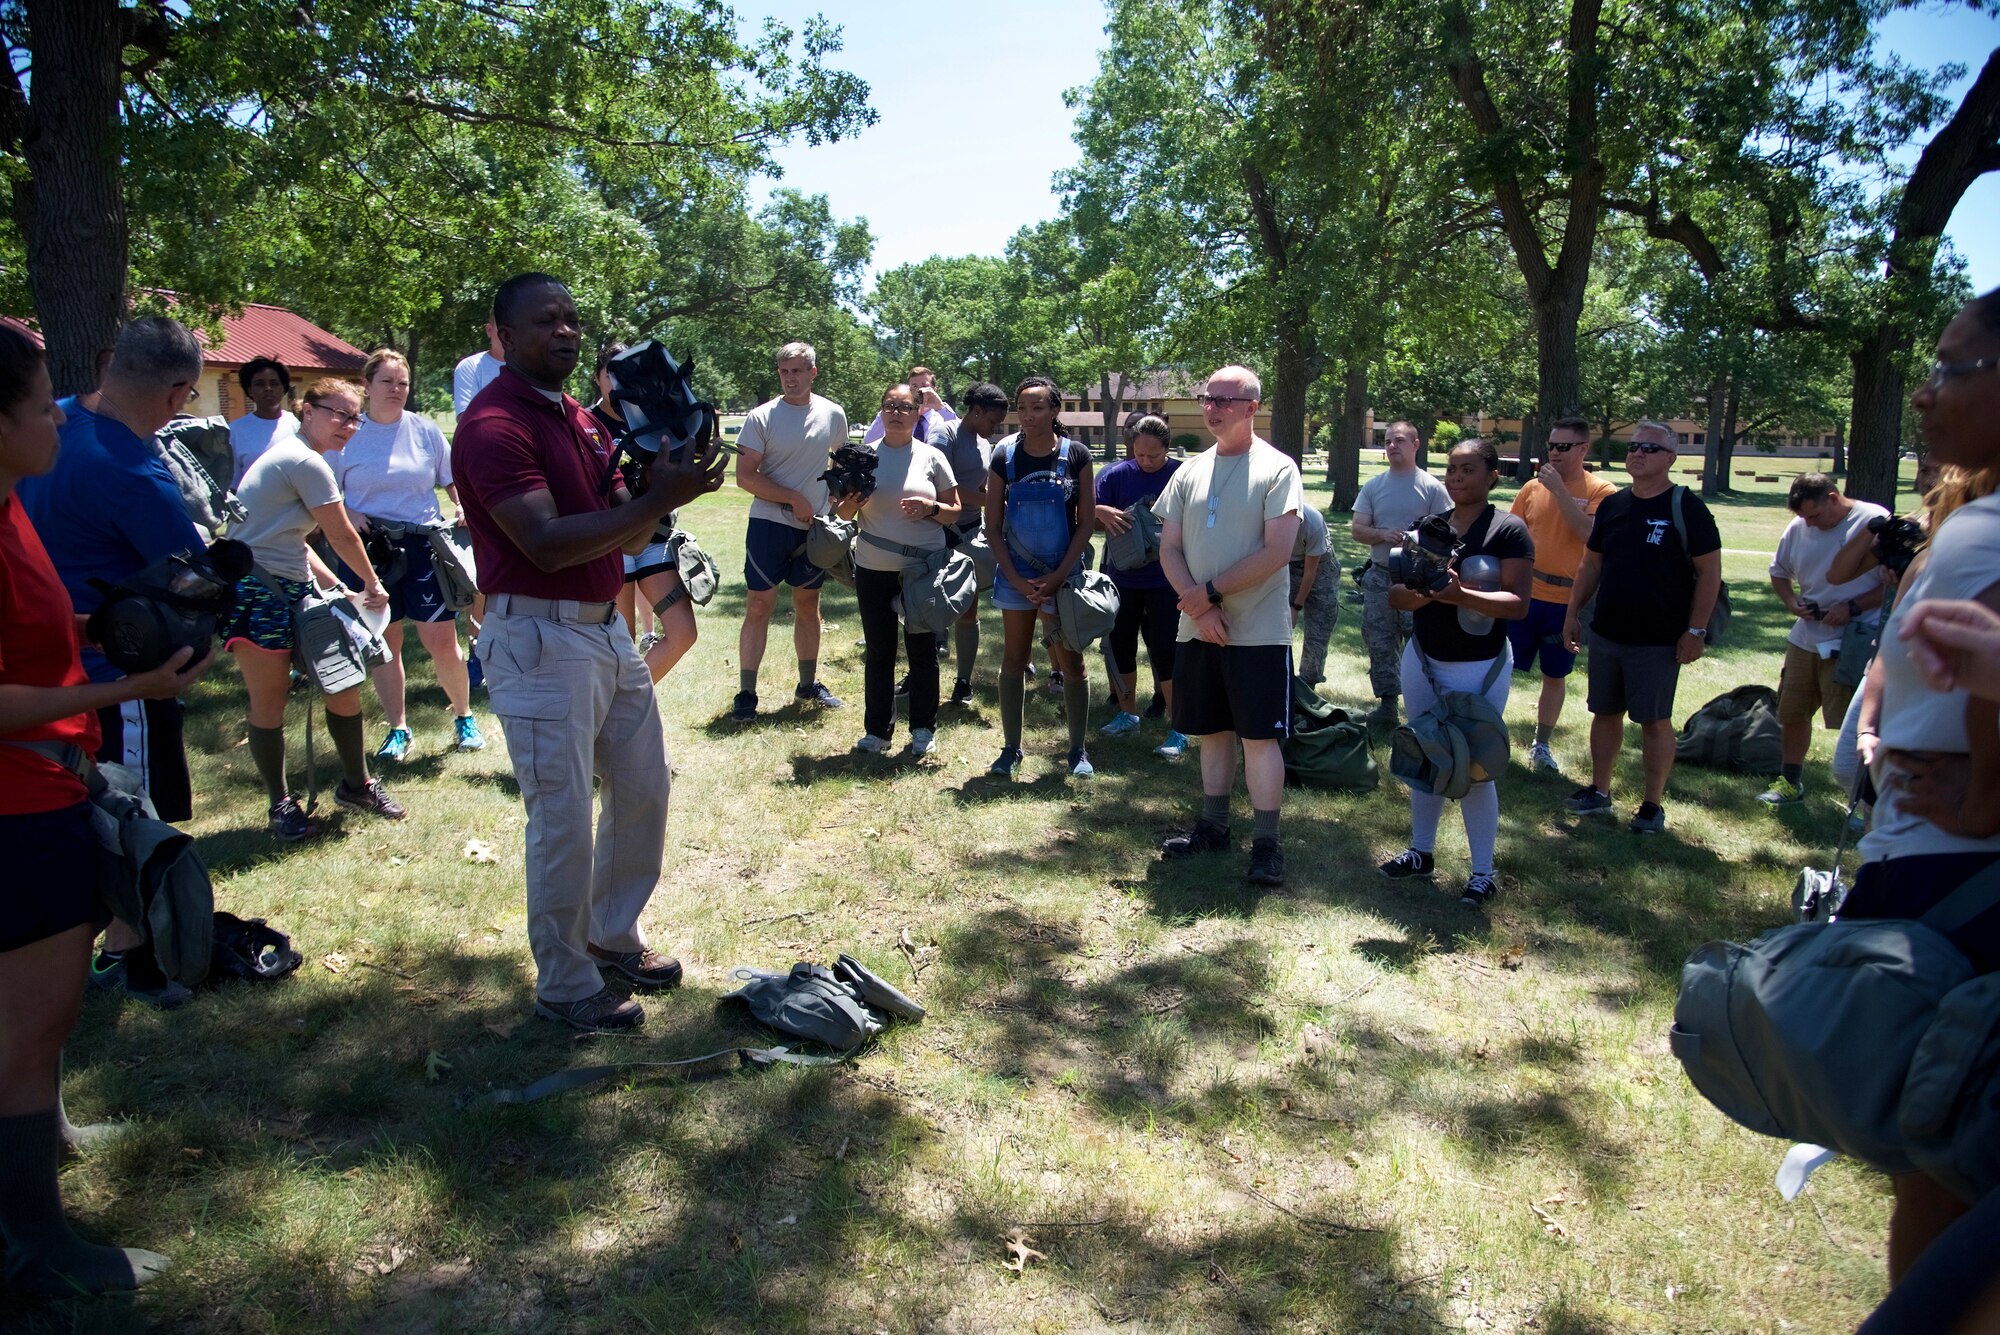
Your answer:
[1528,742,1561,774]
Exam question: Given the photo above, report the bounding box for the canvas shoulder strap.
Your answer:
[1669,485,1691,557]
[467,1043,858,1107]
[858,530,930,561]
[0,738,107,795]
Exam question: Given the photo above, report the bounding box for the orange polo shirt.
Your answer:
[1511,470,1617,605]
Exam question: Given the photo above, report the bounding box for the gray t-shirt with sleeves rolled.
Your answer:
[854,442,958,572]
[1154,438,1303,648]
[738,393,849,530]
[1354,466,1451,563]
[233,438,343,580]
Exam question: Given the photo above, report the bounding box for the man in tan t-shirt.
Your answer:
[1507,414,1617,774]
[1153,365,1302,887]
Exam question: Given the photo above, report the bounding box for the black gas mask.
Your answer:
[602,341,718,495]
[1387,513,1463,595]
[86,539,253,674]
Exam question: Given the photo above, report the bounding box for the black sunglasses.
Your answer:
[1629,442,1674,455]
[1547,440,1586,453]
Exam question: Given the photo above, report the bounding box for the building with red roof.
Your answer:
[2,301,366,420]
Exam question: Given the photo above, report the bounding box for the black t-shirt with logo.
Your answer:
[1413,505,1535,662]
[1586,485,1722,647]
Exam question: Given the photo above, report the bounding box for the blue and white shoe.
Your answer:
[854,734,892,754]
[1068,747,1095,778]
[1155,730,1189,759]
[453,715,485,751]
[1100,711,1141,737]
[374,727,412,763]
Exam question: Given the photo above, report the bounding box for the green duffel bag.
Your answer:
[1674,684,1784,775]
[1282,678,1378,790]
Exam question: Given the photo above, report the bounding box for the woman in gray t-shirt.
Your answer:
[834,384,960,757]
[225,378,402,841]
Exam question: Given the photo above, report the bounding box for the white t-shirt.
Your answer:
[234,438,343,580]
[1861,493,2000,865]
[228,410,299,488]
[1154,438,1303,648]
[854,442,957,573]
[453,352,503,416]
[331,412,452,526]
[737,394,849,530]
[1354,466,1451,562]
[1770,500,1890,650]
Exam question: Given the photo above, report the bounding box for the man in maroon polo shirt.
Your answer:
[453,273,724,1032]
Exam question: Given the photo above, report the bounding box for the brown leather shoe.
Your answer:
[587,944,684,990]
[534,987,644,1033]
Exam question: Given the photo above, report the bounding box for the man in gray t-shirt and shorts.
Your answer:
[730,340,849,722]
[1350,420,1450,725]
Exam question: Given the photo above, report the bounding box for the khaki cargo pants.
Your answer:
[481,606,670,1003]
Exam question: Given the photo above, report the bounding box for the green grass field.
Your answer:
[15,457,1916,1334]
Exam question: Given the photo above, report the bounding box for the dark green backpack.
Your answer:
[1282,678,1378,791]
[1674,685,1784,776]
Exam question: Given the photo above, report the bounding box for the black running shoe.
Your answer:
[1460,873,1498,907]
[949,676,974,706]
[336,778,408,821]
[730,690,758,722]
[1379,848,1435,879]
[1247,838,1285,886]
[1161,819,1231,859]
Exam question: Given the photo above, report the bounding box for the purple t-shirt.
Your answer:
[1094,456,1180,589]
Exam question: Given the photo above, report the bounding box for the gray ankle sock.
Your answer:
[1202,792,1231,828]
[247,724,288,805]
[1063,673,1089,749]
[1000,673,1025,749]
[1253,807,1280,841]
[324,710,369,788]
[0,1108,167,1298]
[955,622,979,679]
[740,668,758,696]
[797,659,817,691]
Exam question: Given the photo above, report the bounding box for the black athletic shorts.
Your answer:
[0,802,105,953]
[1171,640,1293,741]
[95,696,191,823]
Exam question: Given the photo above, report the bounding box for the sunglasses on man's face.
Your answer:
[1547,440,1586,453]
[1629,442,1673,455]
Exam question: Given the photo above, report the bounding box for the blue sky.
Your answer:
[753,2,2000,290]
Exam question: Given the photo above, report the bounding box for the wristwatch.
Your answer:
[1686,627,1707,639]
[1847,599,1862,619]
[1206,580,1223,606]
[926,501,940,520]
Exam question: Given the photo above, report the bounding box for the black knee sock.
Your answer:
[324,710,369,788]
[247,724,288,805]
[0,1108,167,1297]
[1064,673,1089,750]
[1782,762,1803,786]
[1000,673,1025,749]
[955,622,979,680]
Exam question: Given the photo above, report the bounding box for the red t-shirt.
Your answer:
[451,367,625,602]
[0,495,98,813]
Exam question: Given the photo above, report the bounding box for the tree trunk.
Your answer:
[1525,288,1585,481]
[1331,362,1367,512]
[1701,378,1727,497]
[1719,381,1741,494]
[1268,317,1317,464]
[13,0,130,397]
[1846,332,1905,507]
[1830,418,1846,477]
[1415,415,1433,472]
[1099,370,1128,461]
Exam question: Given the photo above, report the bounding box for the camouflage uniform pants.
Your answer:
[1289,559,1342,685]
[1360,563,1412,698]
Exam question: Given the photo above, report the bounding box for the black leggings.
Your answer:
[855,565,937,740]
[1105,583,1178,689]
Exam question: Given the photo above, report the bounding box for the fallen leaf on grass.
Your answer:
[1300,1023,1332,1064]
[1496,944,1527,970]
[1001,1230,1046,1273]
[424,1051,452,1083]
[1528,1202,1568,1239]
[352,1242,408,1277]
[321,952,349,975]
[463,839,498,864]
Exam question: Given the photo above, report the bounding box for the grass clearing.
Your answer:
[14,459,1911,1333]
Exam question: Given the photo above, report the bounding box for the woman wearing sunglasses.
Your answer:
[227,379,404,840]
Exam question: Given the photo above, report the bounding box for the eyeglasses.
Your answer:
[1628,442,1674,455]
[881,403,918,415]
[1547,440,1586,453]
[308,403,361,428]
[1927,358,2000,386]
[1196,393,1254,408]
